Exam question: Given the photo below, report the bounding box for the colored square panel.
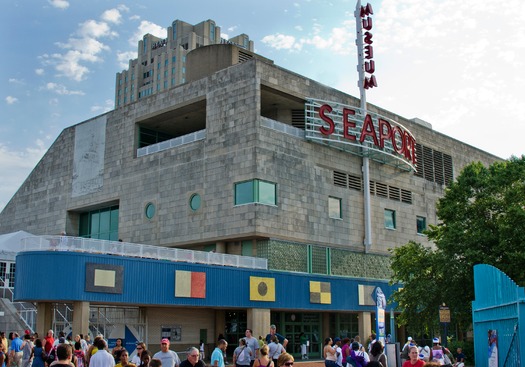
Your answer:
[85,263,123,294]
[250,276,275,301]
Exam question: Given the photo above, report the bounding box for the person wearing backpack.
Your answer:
[233,339,252,367]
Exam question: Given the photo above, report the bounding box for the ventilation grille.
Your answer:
[415,143,454,186]
[333,171,348,188]
[238,51,253,63]
[333,171,413,205]
[291,109,305,129]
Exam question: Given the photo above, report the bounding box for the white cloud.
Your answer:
[117,51,137,70]
[35,69,45,76]
[101,9,123,24]
[8,78,24,85]
[45,82,85,95]
[48,0,69,9]
[129,20,166,46]
[91,99,114,113]
[262,19,354,54]
[5,96,18,105]
[129,15,140,21]
[39,8,126,81]
[0,141,47,211]
[261,34,298,50]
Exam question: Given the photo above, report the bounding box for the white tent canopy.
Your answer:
[0,230,34,253]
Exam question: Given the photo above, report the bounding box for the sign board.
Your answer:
[439,305,451,323]
[305,98,417,172]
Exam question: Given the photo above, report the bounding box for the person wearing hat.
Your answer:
[333,338,343,367]
[153,339,180,367]
[348,342,369,367]
[400,337,414,363]
[428,338,451,365]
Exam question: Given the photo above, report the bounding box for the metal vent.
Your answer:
[333,171,348,187]
[444,154,453,185]
[348,175,362,191]
[238,51,253,63]
[389,186,401,201]
[291,109,305,129]
[415,144,424,177]
[376,182,388,198]
[401,189,412,204]
[423,146,434,182]
[433,151,444,185]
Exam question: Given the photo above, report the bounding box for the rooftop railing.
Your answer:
[20,236,268,270]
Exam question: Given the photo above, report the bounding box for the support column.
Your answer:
[216,242,226,254]
[36,302,54,336]
[322,313,330,342]
[247,308,270,341]
[358,311,372,341]
[215,309,226,342]
[72,301,90,337]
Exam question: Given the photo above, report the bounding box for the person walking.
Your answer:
[211,340,228,367]
[179,347,205,367]
[153,339,180,367]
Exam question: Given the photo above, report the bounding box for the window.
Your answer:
[417,216,427,234]
[328,197,342,219]
[384,209,396,229]
[79,205,119,240]
[138,127,175,148]
[172,56,176,63]
[190,194,201,211]
[165,59,169,67]
[234,179,276,206]
[8,263,15,288]
[145,203,156,219]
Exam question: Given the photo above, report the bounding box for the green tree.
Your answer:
[390,155,525,332]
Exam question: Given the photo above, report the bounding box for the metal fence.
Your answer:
[472,264,525,367]
[19,236,268,270]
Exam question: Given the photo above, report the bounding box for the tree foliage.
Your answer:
[389,155,525,333]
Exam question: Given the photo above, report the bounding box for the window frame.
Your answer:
[384,209,396,230]
[416,215,427,235]
[328,196,342,219]
[234,179,277,206]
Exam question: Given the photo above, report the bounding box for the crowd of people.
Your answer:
[0,330,188,367]
[400,336,465,367]
[0,328,468,367]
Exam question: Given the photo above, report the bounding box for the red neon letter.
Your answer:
[364,31,373,44]
[362,17,373,31]
[404,134,417,165]
[359,114,379,146]
[365,60,375,74]
[378,119,392,148]
[360,3,374,17]
[365,45,374,59]
[319,104,334,135]
[391,126,406,155]
[343,108,357,141]
[364,75,377,89]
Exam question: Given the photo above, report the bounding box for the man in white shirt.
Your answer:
[153,339,180,367]
[244,329,259,365]
[89,339,115,367]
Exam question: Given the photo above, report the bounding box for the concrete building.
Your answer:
[115,19,253,108]
[1,18,500,358]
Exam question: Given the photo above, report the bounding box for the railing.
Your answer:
[136,129,205,157]
[20,236,268,270]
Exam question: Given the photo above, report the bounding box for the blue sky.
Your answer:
[1,0,525,211]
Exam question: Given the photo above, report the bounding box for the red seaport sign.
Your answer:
[305,98,417,172]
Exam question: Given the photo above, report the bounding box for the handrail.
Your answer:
[20,236,268,270]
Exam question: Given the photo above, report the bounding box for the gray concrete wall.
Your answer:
[0,58,501,257]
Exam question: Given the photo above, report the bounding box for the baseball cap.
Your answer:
[334,337,341,343]
[432,337,440,344]
[407,336,412,341]
[161,338,170,344]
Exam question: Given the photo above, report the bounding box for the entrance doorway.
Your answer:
[273,312,322,359]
